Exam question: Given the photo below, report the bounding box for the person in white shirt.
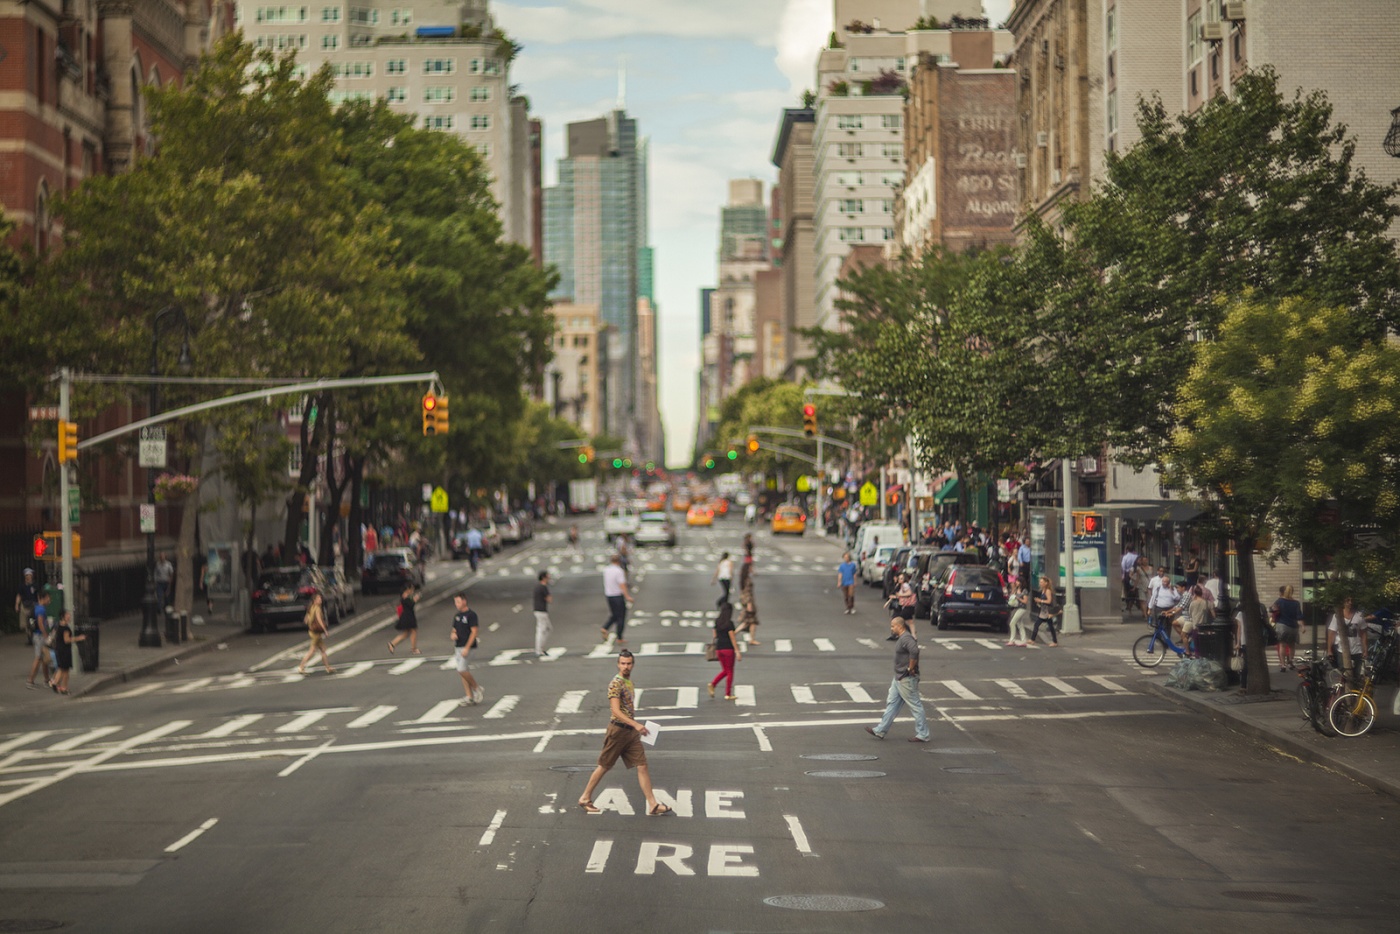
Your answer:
[711,552,733,608]
[600,554,634,646]
[1327,597,1368,680]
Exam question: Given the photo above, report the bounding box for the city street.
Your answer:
[1,517,1397,933]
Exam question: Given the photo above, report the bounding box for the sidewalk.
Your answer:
[1,608,248,709]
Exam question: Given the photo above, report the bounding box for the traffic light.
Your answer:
[1073,511,1104,535]
[33,534,48,560]
[746,434,760,455]
[704,456,716,470]
[434,396,449,435]
[577,444,595,465]
[57,420,78,463]
[802,403,817,438]
[727,449,738,461]
[421,393,438,435]
[612,458,624,469]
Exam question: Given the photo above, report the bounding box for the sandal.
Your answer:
[387,641,396,654]
[577,801,601,815]
[648,803,673,816]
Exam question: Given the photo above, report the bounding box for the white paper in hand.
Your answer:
[641,720,661,746]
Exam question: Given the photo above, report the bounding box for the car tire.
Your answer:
[250,620,265,634]
[936,611,949,631]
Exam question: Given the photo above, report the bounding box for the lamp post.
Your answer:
[139,307,191,648]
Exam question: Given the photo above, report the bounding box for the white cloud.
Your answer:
[495,0,787,45]
[775,0,833,93]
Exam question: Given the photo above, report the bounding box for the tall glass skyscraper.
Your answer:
[543,110,651,450]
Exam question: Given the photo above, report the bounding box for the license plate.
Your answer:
[971,591,985,600]
[274,593,292,602]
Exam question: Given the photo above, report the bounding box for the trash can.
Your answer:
[164,606,181,643]
[1194,619,1234,684]
[77,621,100,672]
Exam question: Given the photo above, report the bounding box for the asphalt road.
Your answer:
[1,516,1397,933]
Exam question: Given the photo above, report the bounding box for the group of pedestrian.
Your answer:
[17,570,85,695]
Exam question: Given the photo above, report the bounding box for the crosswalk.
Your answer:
[469,540,834,578]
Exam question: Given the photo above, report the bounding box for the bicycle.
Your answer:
[1293,651,1341,736]
[1133,613,1193,668]
[1326,628,1398,738]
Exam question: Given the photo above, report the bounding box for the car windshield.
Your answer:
[777,507,802,518]
[371,553,408,568]
[259,569,309,589]
[953,569,1001,589]
[641,512,668,522]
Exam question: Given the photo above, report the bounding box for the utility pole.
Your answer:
[58,368,75,629]
[1061,457,1081,634]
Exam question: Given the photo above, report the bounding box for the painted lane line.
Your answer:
[278,739,336,778]
[102,684,162,700]
[276,709,356,734]
[542,647,567,661]
[388,658,427,676]
[773,639,793,653]
[586,644,613,659]
[482,696,521,719]
[939,680,981,700]
[165,817,219,853]
[477,809,508,847]
[346,706,397,729]
[856,638,879,650]
[555,690,588,715]
[840,682,875,704]
[334,661,375,679]
[783,814,815,856]
[813,638,836,652]
[0,732,54,756]
[1086,675,1130,693]
[0,720,190,810]
[732,685,756,707]
[440,658,459,670]
[170,678,215,694]
[938,641,965,650]
[585,839,613,873]
[993,679,1029,699]
[414,700,462,724]
[198,715,264,739]
[946,709,1184,723]
[46,726,124,752]
[791,685,816,704]
[751,724,773,752]
[1042,677,1082,696]
[975,639,1004,650]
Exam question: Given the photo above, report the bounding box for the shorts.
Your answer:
[597,722,646,770]
[1276,624,1298,645]
[31,632,45,659]
[454,649,472,672]
[307,629,325,648]
[1181,620,1198,635]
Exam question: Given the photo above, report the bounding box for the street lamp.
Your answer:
[139,306,191,648]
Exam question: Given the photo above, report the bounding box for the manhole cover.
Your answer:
[800,753,878,761]
[942,767,1012,775]
[763,895,885,912]
[0,923,66,932]
[929,747,997,755]
[548,765,595,773]
[804,770,886,779]
[1220,891,1314,904]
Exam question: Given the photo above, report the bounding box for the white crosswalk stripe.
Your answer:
[197,715,264,739]
[388,657,427,675]
[482,695,520,719]
[47,726,123,752]
[346,706,397,729]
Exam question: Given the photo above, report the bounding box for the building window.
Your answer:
[1106,5,1117,51]
[469,114,490,130]
[1233,32,1243,61]
[469,86,490,101]
[322,34,339,50]
[385,59,406,74]
[386,87,406,102]
[880,228,894,241]
[881,114,902,129]
[895,56,906,72]
[257,34,308,50]
[840,199,863,213]
[1210,50,1220,81]
[390,9,412,25]
[470,58,482,74]
[881,172,902,187]
[424,58,456,75]
[257,6,309,23]
[332,61,374,78]
[347,6,377,25]
[882,143,901,158]
[483,59,501,75]
[478,142,492,158]
[320,6,340,22]
[1187,12,1202,65]
[837,142,862,158]
[848,58,861,73]
[838,227,864,242]
[1107,52,1115,79]
[837,114,862,129]
[423,86,456,103]
[877,199,893,214]
[836,171,863,186]
[1106,88,1118,136]
[424,115,455,130]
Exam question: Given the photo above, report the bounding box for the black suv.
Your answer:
[915,551,983,619]
[251,565,328,633]
[930,564,1011,632]
[361,548,424,595]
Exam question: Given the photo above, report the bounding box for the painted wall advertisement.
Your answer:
[1060,527,1108,589]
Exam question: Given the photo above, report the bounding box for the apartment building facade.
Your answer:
[543,301,602,437]
[772,107,815,376]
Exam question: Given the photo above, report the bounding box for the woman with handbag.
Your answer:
[297,592,336,675]
[387,584,421,654]
[1031,575,1060,647]
[708,601,742,700]
[1005,578,1032,647]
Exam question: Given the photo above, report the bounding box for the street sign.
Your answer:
[859,482,878,507]
[67,487,80,524]
[140,503,156,533]
[138,426,167,468]
[430,486,449,514]
[28,405,59,420]
[796,476,811,493]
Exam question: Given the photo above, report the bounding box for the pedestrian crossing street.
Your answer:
[470,540,832,577]
[0,671,1139,779]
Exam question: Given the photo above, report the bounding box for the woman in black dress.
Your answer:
[50,610,86,695]
[387,583,420,654]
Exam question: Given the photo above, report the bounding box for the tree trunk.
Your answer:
[1236,535,1271,694]
[318,397,348,567]
[174,443,204,626]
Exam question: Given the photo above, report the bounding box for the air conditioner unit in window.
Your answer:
[1036,131,1048,148]
[1051,169,1062,185]
[1199,22,1225,41]
[1224,1,1246,21]
[1012,152,1027,168]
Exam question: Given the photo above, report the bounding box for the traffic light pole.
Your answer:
[58,368,75,632]
[1061,456,1081,634]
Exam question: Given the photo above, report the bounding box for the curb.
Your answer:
[70,628,251,700]
[1137,679,1400,802]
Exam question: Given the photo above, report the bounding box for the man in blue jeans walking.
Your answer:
[865,616,930,743]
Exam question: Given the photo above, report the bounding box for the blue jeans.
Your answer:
[874,676,929,740]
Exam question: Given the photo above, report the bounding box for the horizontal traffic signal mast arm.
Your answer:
[746,425,855,451]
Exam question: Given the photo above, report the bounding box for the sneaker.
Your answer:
[908,736,930,743]
[459,697,474,707]
[708,683,716,697]
[724,695,737,700]
[472,686,485,704]
[865,726,886,740]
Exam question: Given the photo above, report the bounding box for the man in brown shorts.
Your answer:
[577,650,671,815]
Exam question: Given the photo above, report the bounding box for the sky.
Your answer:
[495,1,1013,466]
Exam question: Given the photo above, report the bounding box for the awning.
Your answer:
[934,477,960,505]
[1108,501,1204,524]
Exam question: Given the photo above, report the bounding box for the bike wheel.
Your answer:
[1296,682,1314,721]
[1327,691,1376,738]
[1133,633,1167,668]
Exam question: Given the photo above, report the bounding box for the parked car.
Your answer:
[930,564,1011,632]
[251,565,328,633]
[514,510,535,540]
[449,529,475,560]
[635,511,678,547]
[317,564,357,624]
[361,548,424,595]
[861,544,900,586]
[771,504,807,535]
[852,522,903,564]
[476,519,503,555]
[882,546,915,599]
[605,506,642,540]
[686,502,715,527]
[496,513,524,545]
[915,551,983,618]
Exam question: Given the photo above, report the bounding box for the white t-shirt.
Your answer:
[603,564,627,597]
[717,558,733,581]
[1203,577,1221,606]
[1328,611,1366,655]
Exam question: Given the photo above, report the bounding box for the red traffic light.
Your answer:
[802,404,816,418]
[422,394,438,411]
[1083,514,1101,534]
[32,535,48,559]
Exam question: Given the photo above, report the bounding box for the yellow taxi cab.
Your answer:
[672,493,691,512]
[713,497,730,517]
[686,502,715,527]
[770,504,807,535]
[647,494,668,511]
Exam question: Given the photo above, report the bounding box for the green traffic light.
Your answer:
[578,453,588,464]
[727,449,738,460]
[704,458,715,469]
[612,458,623,469]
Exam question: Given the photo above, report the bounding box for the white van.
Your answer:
[853,523,904,565]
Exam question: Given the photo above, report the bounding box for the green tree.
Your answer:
[1166,295,1400,693]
